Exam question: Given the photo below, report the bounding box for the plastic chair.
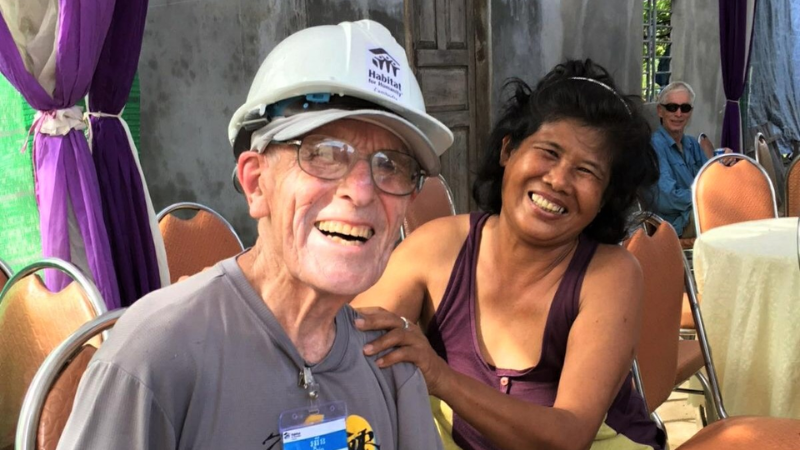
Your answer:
[399,175,457,239]
[0,258,106,449]
[15,308,125,450]
[157,202,244,284]
[784,156,800,217]
[691,153,778,236]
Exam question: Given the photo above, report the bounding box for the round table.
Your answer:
[693,217,800,419]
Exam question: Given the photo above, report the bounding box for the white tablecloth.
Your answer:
[694,218,800,418]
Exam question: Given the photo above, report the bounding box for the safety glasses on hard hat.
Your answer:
[273,135,425,196]
[660,103,693,113]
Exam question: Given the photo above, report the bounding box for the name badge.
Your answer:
[280,401,347,450]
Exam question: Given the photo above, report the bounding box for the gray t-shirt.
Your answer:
[57,258,442,450]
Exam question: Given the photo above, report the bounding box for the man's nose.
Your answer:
[337,159,376,205]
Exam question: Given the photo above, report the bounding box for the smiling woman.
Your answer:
[353,59,663,450]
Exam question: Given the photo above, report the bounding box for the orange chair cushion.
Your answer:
[677,416,800,449]
[0,278,97,448]
[695,159,775,234]
[159,210,242,283]
[37,345,97,450]
[675,339,705,385]
[624,222,684,412]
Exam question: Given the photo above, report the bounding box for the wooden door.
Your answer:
[405,0,490,213]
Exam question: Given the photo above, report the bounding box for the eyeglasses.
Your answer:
[273,135,425,196]
[660,103,693,113]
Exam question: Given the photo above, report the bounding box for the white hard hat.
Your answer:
[228,20,453,174]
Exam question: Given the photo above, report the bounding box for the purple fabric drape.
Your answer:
[88,0,159,307]
[719,0,757,152]
[0,2,121,308]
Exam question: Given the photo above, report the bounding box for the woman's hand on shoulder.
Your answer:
[354,306,452,395]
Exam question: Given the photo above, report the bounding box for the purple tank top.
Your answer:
[427,212,664,450]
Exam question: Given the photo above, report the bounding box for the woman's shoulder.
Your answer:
[396,214,472,255]
[584,242,643,289]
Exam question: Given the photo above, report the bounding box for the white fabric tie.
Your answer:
[36,106,87,136]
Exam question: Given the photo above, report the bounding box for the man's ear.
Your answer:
[238,151,270,218]
[499,135,513,167]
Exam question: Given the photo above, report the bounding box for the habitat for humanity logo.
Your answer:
[366,48,403,100]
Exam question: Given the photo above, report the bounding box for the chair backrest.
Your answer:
[0,259,106,449]
[624,214,684,413]
[15,308,125,450]
[157,202,244,284]
[754,133,778,187]
[784,157,800,217]
[692,153,778,236]
[642,102,660,132]
[698,133,715,160]
[400,175,457,239]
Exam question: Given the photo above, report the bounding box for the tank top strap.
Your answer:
[540,234,599,370]
[427,212,491,358]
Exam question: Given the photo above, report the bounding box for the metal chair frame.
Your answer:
[691,153,779,237]
[15,308,125,450]
[157,201,244,250]
[0,258,106,317]
[0,257,12,281]
[399,174,457,240]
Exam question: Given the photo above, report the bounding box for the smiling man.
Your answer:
[650,81,706,238]
[58,20,451,450]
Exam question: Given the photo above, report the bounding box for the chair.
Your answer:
[399,175,457,239]
[698,133,715,160]
[15,308,125,450]
[754,133,786,208]
[626,215,800,449]
[157,202,244,283]
[784,156,800,217]
[692,153,778,236]
[624,214,720,434]
[0,258,106,450]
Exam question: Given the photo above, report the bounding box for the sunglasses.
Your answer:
[660,103,693,113]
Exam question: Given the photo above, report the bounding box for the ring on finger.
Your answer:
[400,316,410,330]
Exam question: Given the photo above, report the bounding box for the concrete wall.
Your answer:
[671,0,726,147]
[490,0,643,121]
[139,0,403,246]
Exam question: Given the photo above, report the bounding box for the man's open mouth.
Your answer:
[315,220,374,246]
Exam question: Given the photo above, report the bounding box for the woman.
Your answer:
[353,59,662,450]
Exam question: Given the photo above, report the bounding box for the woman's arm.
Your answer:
[358,245,644,450]
[352,215,467,323]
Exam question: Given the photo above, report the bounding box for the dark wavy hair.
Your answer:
[472,59,659,244]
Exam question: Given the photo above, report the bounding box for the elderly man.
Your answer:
[58,20,451,450]
[651,81,707,238]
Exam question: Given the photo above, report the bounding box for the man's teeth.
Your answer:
[316,220,374,242]
[530,193,565,214]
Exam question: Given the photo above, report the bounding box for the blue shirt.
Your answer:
[650,125,708,235]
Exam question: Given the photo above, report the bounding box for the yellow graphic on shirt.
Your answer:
[346,415,379,450]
